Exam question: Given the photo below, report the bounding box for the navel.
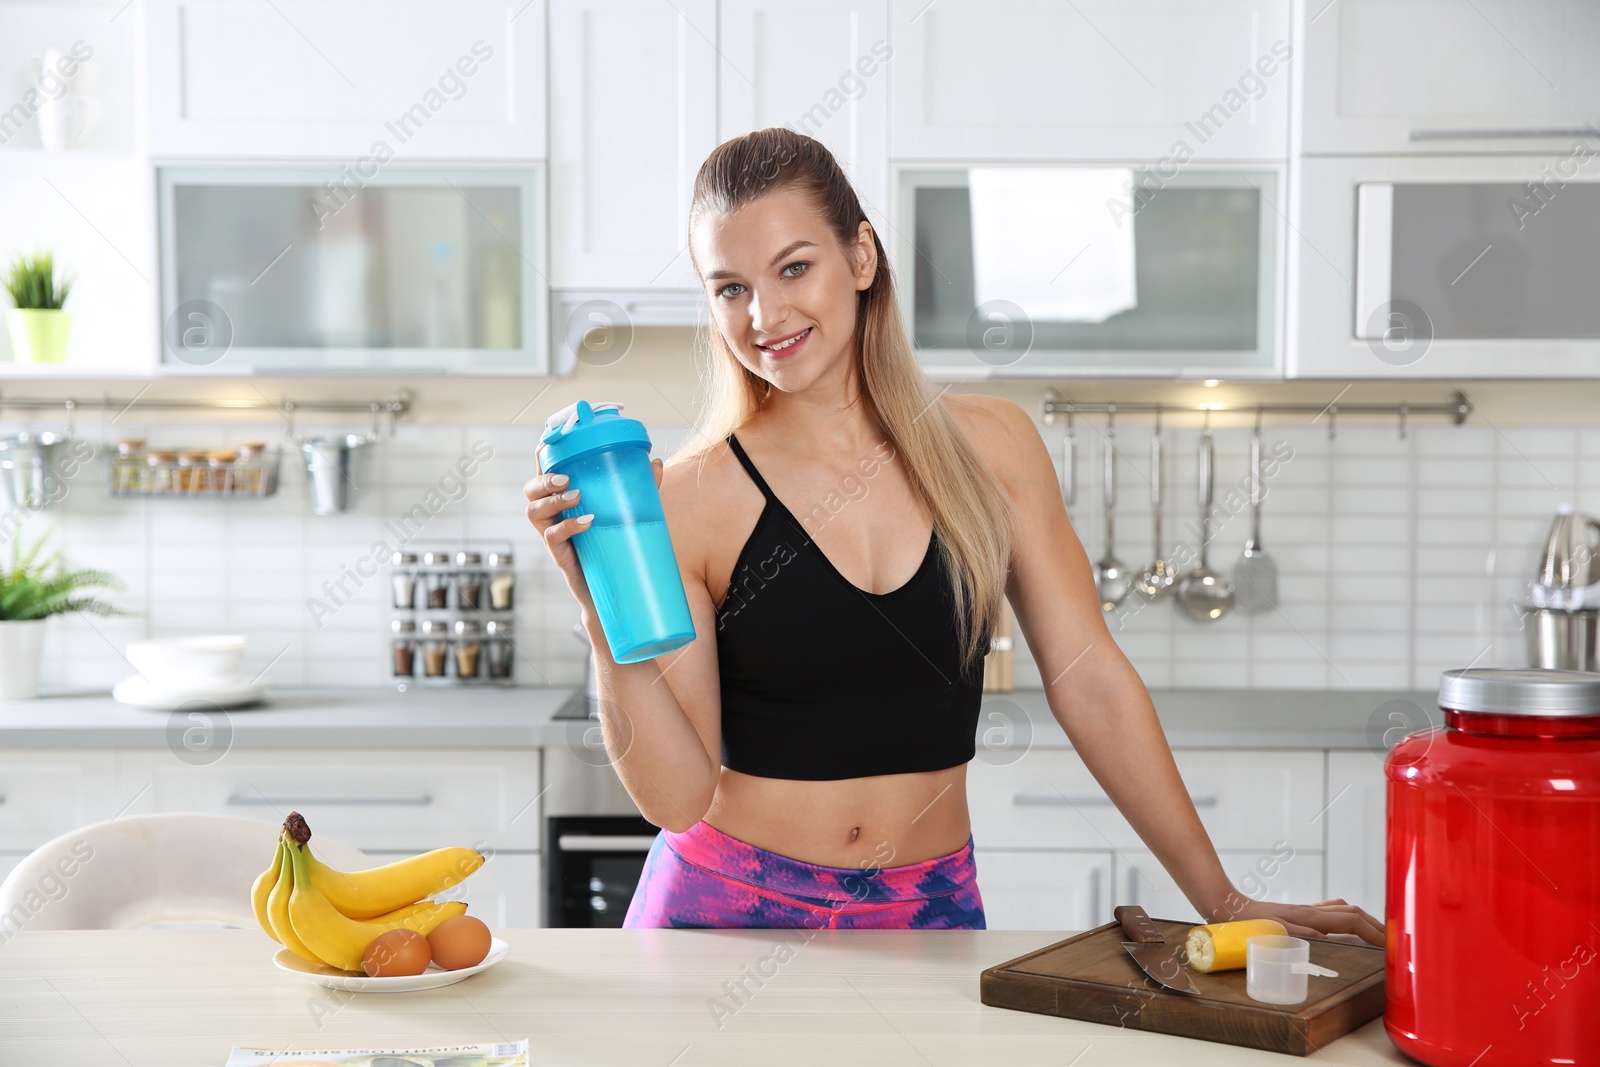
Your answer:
[848,826,860,841]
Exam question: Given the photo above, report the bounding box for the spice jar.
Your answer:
[455,551,486,610]
[420,618,451,678]
[207,450,237,494]
[484,619,514,680]
[422,551,452,609]
[1386,667,1600,1067]
[146,450,177,494]
[453,619,482,679]
[176,449,209,493]
[113,439,145,493]
[391,618,417,678]
[487,550,515,610]
[236,442,266,494]
[390,551,419,610]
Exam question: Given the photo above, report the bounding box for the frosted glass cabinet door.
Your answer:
[159,167,546,372]
[1301,0,1600,155]
[549,0,718,290]
[719,0,890,233]
[892,0,1292,160]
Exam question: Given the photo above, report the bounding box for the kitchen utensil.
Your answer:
[1246,935,1339,1005]
[1176,426,1235,622]
[1060,415,1075,509]
[539,399,694,663]
[1133,414,1178,601]
[1523,605,1599,670]
[980,917,1385,1056]
[1093,418,1130,611]
[300,433,373,515]
[0,430,67,510]
[1536,505,1600,590]
[272,936,510,992]
[1233,420,1278,614]
[1386,668,1600,1066]
[1115,904,1199,995]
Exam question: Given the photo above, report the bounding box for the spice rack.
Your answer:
[388,543,516,688]
[104,439,283,498]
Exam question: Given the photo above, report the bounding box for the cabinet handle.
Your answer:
[1088,867,1102,927]
[556,834,657,852]
[225,792,434,807]
[1013,793,1217,808]
[1127,866,1140,906]
[1409,126,1600,141]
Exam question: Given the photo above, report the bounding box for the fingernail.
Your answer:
[576,514,594,524]
[561,489,579,501]
[551,473,569,487]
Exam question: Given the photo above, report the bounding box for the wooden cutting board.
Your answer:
[980,918,1385,1056]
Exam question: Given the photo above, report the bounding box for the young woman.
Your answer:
[526,128,1384,942]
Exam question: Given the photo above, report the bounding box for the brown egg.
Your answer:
[362,929,431,977]
[426,915,491,970]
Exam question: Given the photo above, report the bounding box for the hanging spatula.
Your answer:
[1234,420,1278,615]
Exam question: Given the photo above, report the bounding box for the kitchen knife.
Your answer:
[1115,904,1201,996]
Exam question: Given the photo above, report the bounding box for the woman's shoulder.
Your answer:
[656,434,758,581]
[942,393,1039,470]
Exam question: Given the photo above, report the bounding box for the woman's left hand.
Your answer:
[1222,898,1385,948]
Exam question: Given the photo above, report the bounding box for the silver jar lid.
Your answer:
[391,618,416,634]
[485,619,514,638]
[422,550,452,566]
[392,551,418,566]
[487,550,513,568]
[1439,667,1600,717]
[453,618,483,637]
[456,550,483,566]
[420,618,451,635]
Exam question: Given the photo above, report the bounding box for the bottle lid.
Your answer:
[420,618,451,635]
[1439,667,1600,717]
[537,400,650,472]
[486,619,514,637]
[455,550,483,566]
[392,551,418,565]
[422,550,452,566]
[487,550,514,568]
[453,618,483,636]
[391,618,417,634]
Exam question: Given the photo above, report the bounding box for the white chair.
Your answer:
[0,813,370,932]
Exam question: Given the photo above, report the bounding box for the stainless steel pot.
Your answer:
[1523,606,1599,672]
[300,433,373,515]
[0,431,67,511]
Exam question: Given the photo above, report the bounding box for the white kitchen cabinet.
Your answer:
[1323,751,1387,920]
[975,849,1111,931]
[146,0,546,158]
[1113,848,1326,923]
[720,0,890,232]
[891,0,1292,161]
[0,751,119,852]
[364,849,541,928]
[966,748,1324,852]
[1300,0,1600,155]
[548,0,718,290]
[114,749,542,852]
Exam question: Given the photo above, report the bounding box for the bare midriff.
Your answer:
[701,762,971,870]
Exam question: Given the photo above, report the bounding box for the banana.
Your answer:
[1185,919,1290,973]
[304,843,484,920]
[362,897,463,924]
[252,837,284,944]
[285,841,469,972]
[269,835,328,966]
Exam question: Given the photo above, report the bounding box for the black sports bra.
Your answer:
[714,431,985,781]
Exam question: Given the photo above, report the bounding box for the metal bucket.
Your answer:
[300,433,373,515]
[1524,606,1600,672]
[0,431,67,511]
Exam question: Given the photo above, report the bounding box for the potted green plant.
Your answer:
[4,252,74,363]
[0,527,125,699]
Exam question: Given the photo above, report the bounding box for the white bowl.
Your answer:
[126,635,246,683]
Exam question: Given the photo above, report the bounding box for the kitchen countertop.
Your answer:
[0,686,1440,750]
[0,928,1408,1066]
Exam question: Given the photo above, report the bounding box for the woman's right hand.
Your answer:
[523,456,665,620]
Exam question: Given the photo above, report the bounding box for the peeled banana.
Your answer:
[284,839,468,972]
[1185,919,1290,973]
[305,845,484,920]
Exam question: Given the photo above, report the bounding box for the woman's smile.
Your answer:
[757,326,812,359]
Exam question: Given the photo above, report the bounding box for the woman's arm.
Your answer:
[958,395,1383,946]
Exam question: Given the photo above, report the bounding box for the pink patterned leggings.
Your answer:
[621,818,986,930]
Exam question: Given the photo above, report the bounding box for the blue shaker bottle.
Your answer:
[538,400,696,663]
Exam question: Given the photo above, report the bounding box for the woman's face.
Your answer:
[691,186,876,391]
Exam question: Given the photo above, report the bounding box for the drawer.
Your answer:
[1113,848,1326,925]
[362,849,540,928]
[115,750,541,851]
[967,749,1325,852]
[0,751,119,851]
[974,849,1111,932]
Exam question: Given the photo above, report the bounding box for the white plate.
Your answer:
[112,673,266,710]
[272,936,510,992]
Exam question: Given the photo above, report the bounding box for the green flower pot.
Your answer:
[6,309,71,363]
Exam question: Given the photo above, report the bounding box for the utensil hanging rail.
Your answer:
[1042,389,1470,426]
[0,392,412,419]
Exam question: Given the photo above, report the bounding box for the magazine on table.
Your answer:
[223,1040,529,1066]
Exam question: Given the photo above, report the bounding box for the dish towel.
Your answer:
[967,167,1138,324]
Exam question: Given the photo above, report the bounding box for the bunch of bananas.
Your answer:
[251,811,485,973]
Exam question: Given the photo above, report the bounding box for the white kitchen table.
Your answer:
[0,928,1411,1066]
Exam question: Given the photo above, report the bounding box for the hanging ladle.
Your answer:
[1134,406,1178,601]
[1176,415,1235,622]
[1093,409,1131,611]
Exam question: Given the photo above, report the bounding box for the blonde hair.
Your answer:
[670,128,1015,683]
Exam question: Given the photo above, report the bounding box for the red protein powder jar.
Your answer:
[1386,667,1600,1066]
